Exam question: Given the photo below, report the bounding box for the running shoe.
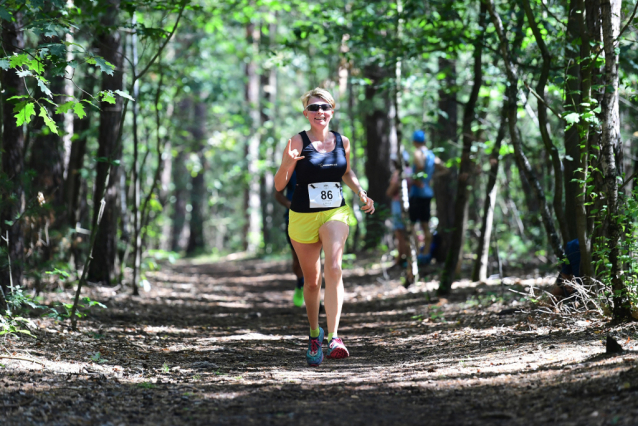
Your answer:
[306,327,324,367]
[293,287,304,307]
[326,337,349,359]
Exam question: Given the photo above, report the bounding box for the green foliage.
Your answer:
[46,297,106,322]
[592,186,638,312]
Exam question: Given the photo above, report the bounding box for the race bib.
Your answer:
[308,182,342,208]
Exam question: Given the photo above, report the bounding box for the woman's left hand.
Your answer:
[359,191,375,214]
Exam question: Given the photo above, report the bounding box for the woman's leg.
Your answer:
[318,221,349,335]
[290,240,323,330]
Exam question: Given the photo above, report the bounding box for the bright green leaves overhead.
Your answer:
[87,55,115,76]
[39,106,59,135]
[13,101,36,127]
[56,101,87,119]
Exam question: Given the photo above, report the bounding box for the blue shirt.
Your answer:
[409,147,435,199]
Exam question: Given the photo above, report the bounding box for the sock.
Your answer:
[327,332,337,342]
[310,327,320,338]
[296,277,304,289]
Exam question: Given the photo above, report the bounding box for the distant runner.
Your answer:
[275,171,305,307]
[274,88,375,367]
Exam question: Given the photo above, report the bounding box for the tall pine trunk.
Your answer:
[186,97,207,255]
[563,0,583,242]
[432,57,457,264]
[484,0,564,262]
[87,0,124,284]
[600,0,628,319]
[363,64,392,249]
[243,23,262,253]
[472,105,507,281]
[439,4,486,294]
[0,11,25,299]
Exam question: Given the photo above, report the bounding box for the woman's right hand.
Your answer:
[282,138,305,169]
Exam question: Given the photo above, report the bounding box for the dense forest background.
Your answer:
[2,0,638,323]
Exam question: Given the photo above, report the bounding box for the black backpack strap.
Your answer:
[299,131,312,148]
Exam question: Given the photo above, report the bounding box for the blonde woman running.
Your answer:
[274,88,375,366]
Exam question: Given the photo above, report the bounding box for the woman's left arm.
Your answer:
[342,136,375,214]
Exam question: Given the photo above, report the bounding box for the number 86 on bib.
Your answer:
[308,182,343,208]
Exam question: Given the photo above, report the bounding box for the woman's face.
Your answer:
[304,96,333,128]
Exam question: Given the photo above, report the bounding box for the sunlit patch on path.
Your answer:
[2,257,638,425]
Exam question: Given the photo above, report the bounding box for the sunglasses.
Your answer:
[305,103,333,112]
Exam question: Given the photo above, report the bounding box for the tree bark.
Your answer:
[64,76,95,229]
[484,0,564,261]
[244,23,262,253]
[0,11,25,298]
[363,64,393,249]
[600,0,629,319]
[87,0,124,284]
[432,57,457,264]
[522,0,569,247]
[472,104,507,282]
[564,0,583,242]
[186,98,207,255]
[439,3,486,294]
[170,148,189,253]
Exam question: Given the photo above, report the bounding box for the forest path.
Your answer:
[2,256,638,425]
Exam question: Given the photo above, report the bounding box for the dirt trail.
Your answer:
[2,256,638,425]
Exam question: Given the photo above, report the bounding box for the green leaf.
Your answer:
[99,90,116,104]
[16,69,32,77]
[73,102,86,119]
[37,78,52,98]
[0,6,13,21]
[114,90,135,102]
[28,59,45,75]
[92,56,115,75]
[9,54,30,69]
[0,58,9,70]
[39,106,59,135]
[14,102,36,126]
[563,112,580,124]
[56,101,75,114]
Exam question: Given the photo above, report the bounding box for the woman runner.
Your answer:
[274,88,375,366]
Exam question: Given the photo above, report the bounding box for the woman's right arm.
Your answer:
[274,135,304,192]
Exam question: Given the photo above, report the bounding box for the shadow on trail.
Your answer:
[6,258,637,425]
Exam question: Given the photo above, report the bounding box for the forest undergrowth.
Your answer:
[1,256,638,425]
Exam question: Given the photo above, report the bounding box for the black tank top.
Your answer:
[290,130,348,213]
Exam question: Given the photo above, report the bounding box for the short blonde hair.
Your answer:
[300,88,335,109]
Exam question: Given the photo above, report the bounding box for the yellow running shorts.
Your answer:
[289,205,351,244]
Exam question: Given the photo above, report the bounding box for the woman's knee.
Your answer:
[324,261,342,279]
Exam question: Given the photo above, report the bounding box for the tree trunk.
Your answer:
[260,24,277,253]
[87,0,124,284]
[563,0,583,242]
[64,75,95,229]
[28,73,65,211]
[439,3,486,294]
[432,57,458,264]
[600,0,629,319]
[484,0,564,261]
[363,64,392,249]
[186,98,207,255]
[472,105,507,282]
[170,147,189,253]
[0,11,25,299]
[243,23,262,253]
[522,0,569,247]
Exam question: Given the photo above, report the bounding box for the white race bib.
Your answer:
[308,182,343,208]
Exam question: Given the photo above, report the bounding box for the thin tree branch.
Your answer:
[523,81,565,121]
[617,0,638,43]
